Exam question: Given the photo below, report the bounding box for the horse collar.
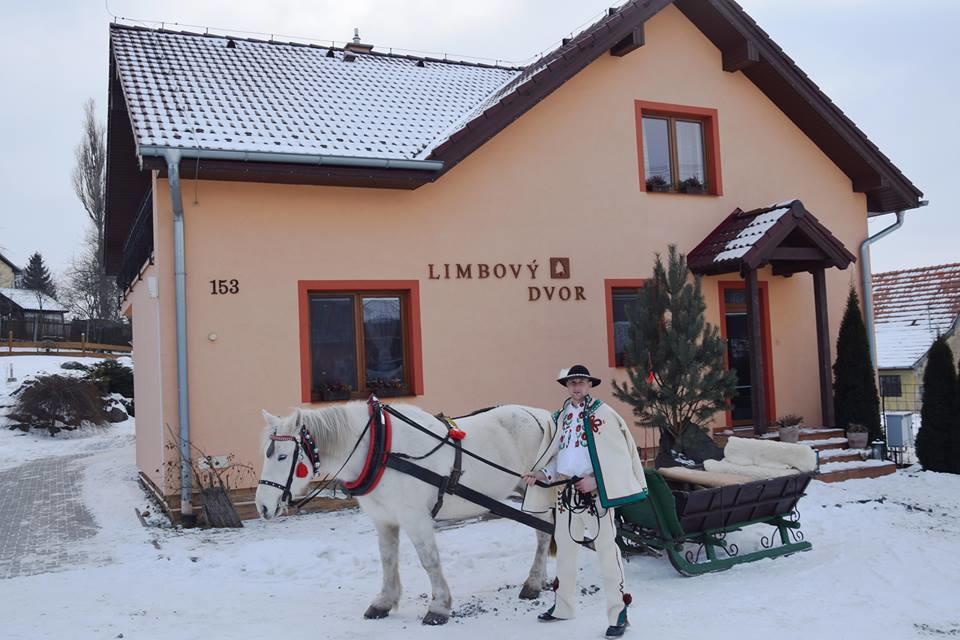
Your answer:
[342,399,392,496]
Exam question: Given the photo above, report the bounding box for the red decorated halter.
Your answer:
[258,425,321,503]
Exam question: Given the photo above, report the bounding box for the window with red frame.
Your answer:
[308,292,411,401]
[635,101,721,196]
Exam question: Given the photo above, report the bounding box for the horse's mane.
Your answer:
[260,402,369,458]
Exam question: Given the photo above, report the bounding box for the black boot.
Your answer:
[538,611,561,622]
[605,623,627,637]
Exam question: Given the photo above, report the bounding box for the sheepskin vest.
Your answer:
[522,396,648,512]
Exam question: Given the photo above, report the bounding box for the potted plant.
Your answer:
[317,381,352,402]
[776,414,803,443]
[846,422,869,450]
[369,377,407,397]
[645,174,671,192]
[678,176,706,194]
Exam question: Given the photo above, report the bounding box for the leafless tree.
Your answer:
[70,99,117,320]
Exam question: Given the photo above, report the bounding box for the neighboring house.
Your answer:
[873,263,960,413]
[0,252,21,289]
[0,287,68,339]
[104,1,923,513]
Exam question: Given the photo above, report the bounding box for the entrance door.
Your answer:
[720,284,774,427]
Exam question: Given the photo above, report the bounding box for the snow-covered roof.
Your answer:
[687,199,855,277]
[873,263,960,369]
[0,288,66,312]
[110,25,521,162]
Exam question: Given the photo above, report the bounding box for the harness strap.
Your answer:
[383,404,560,489]
[429,417,464,518]
[386,454,554,535]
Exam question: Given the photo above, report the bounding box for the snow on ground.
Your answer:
[1,356,959,639]
[1,443,958,638]
[0,355,134,471]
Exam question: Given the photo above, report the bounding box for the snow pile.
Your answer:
[0,355,134,471]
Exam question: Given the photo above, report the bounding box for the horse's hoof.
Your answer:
[422,611,449,626]
[518,584,540,600]
[363,605,391,619]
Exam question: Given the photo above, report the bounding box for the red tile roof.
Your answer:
[873,263,960,369]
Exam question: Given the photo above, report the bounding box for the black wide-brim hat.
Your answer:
[557,364,601,387]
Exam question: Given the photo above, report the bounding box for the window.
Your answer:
[635,101,722,195]
[879,375,902,398]
[299,281,423,402]
[605,279,645,368]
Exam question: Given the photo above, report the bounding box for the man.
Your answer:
[522,364,648,638]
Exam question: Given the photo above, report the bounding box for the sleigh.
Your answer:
[616,467,812,576]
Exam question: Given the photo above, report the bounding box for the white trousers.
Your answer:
[552,496,629,626]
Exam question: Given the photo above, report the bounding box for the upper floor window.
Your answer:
[635,101,722,196]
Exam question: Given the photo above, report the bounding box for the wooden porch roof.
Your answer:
[687,199,856,277]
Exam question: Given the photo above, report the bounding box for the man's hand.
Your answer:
[575,475,597,493]
[521,471,547,486]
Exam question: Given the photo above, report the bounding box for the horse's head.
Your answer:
[255,408,318,520]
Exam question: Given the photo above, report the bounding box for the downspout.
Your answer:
[164,149,196,526]
[860,207,918,368]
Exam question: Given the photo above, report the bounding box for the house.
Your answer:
[104,0,923,519]
[0,287,68,340]
[872,263,960,413]
[0,252,21,289]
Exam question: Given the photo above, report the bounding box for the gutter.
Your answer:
[164,149,196,527]
[860,201,927,368]
[140,145,444,172]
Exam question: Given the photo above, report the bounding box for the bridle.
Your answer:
[258,424,321,505]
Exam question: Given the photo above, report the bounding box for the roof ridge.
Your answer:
[108,22,524,71]
[874,262,960,279]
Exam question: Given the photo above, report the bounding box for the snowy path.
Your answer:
[0,454,105,579]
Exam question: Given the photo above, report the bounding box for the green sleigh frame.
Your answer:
[615,469,813,576]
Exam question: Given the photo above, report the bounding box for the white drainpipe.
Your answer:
[164,149,196,526]
[860,202,927,367]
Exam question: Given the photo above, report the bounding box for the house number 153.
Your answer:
[210,279,239,295]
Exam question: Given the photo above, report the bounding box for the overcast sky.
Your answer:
[0,0,955,279]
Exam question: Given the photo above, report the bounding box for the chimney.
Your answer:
[345,27,373,53]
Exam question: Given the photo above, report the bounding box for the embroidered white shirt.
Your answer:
[543,399,594,481]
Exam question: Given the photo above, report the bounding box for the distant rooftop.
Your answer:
[0,288,66,313]
[873,263,960,369]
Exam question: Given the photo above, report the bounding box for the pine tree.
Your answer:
[21,252,57,298]
[21,252,58,342]
[832,287,882,441]
[915,337,959,473]
[612,245,737,456]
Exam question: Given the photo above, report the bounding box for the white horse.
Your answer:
[255,401,554,625]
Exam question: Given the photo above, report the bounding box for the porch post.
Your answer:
[744,268,767,434]
[812,267,835,427]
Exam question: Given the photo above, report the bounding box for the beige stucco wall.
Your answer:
[132,5,871,493]
[124,261,168,488]
[0,260,17,288]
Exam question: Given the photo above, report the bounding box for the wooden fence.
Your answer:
[2,331,132,358]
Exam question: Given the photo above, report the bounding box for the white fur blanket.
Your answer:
[703,436,816,479]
